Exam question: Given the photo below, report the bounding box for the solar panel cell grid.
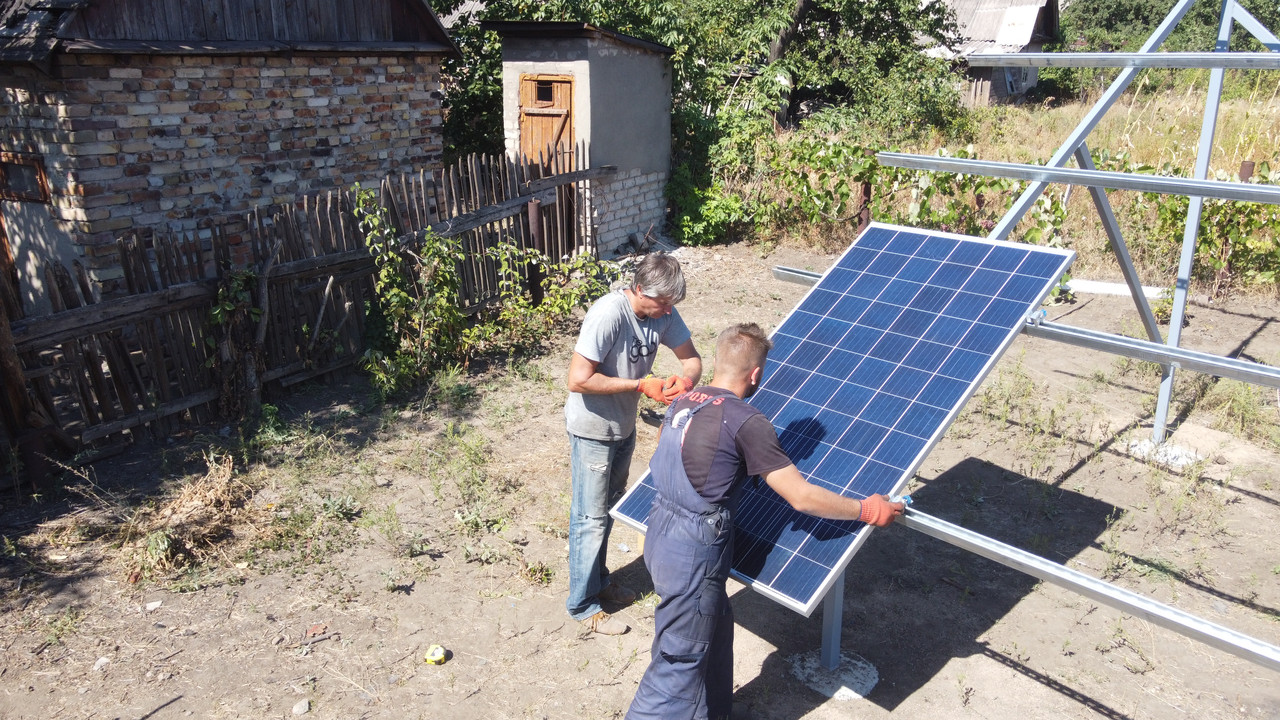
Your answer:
[611,223,1074,615]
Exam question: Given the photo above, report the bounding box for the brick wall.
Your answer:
[588,168,668,257]
[0,52,445,294]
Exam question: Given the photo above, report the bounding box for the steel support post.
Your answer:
[1153,0,1234,443]
[1072,144,1163,342]
[898,508,1280,673]
[820,571,845,670]
[987,0,1199,241]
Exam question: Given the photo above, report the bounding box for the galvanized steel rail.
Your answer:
[898,508,1280,673]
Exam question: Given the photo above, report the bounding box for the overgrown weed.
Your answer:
[1200,378,1280,449]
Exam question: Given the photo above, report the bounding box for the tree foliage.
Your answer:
[431,0,966,243]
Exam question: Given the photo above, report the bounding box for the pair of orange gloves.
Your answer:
[637,374,693,405]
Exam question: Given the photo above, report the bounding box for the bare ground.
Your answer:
[2,240,1279,720]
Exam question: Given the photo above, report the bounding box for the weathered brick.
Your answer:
[81,194,128,213]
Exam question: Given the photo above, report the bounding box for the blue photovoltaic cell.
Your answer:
[610,222,1074,616]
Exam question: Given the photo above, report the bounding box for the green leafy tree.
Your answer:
[431,0,964,244]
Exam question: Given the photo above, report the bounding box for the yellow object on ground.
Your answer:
[424,645,448,664]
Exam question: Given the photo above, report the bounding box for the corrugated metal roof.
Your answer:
[441,0,485,30]
[932,0,1053,59]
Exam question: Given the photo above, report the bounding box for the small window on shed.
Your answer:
[535,80,554,105]
[0,153,49,203]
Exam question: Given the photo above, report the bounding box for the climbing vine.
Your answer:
[354,184,467,397]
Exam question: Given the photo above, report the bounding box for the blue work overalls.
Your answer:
[626,396,738,720]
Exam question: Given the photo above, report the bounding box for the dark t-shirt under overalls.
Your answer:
[666,386,791,504]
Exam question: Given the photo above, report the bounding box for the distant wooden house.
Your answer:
[0,0,459,316]
[482,21,673,257]
[930,0,1060,106]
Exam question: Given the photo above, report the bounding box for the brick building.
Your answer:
[0,0,458,316]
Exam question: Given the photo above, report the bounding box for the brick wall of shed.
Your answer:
[1,52,444,296]
[588,168,668,258]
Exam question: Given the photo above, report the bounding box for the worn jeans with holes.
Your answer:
[566,430,636,621]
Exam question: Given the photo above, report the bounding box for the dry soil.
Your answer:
[2,240,1279,720]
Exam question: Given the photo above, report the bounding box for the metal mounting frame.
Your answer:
[900,509,1280,672]
[877,0,1280,444]
[769,0,1280,680]
[775,259,1280,675]
[965,51,1280,68]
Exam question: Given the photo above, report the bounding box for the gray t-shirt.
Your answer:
[565,289,692,441]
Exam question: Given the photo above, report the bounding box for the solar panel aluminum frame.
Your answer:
[611,222,1075,616]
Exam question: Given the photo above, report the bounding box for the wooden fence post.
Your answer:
[857,180,872,237]
[0,274,30,437]
[526,197,545,307]
[0,277,46,490]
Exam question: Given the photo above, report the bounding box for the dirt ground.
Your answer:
[2,239,1279,720]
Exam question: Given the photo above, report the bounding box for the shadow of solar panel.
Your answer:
[610,223,1074,615]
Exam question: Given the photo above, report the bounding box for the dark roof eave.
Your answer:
[479,20,673,56]
[57,39,460,57]
[0,36,57,65]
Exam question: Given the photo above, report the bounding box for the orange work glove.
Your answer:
[858,494,905,527]
[662,374,693,402]
[637,376,670,404]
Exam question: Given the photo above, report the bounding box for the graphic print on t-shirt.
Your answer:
[627,324,659,364]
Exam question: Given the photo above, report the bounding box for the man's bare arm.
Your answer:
[567,352,642,395]
[764,464,903,525]
[670,339,703,387]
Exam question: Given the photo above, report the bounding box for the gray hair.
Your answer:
[630,253,687,303]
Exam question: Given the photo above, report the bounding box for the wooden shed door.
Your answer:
[519,75,573,167]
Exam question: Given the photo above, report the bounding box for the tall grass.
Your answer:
[903,74,1280,284]
[934,71,1280,172]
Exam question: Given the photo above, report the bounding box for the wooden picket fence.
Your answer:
[0,145,615,486]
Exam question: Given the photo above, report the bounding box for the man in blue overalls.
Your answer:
[626,323,904,720]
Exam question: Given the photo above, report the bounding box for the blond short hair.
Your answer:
[715,323,772,377]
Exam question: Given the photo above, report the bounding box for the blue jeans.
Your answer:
[566,430,635,621]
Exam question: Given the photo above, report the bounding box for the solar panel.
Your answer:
[610,222,1075,615]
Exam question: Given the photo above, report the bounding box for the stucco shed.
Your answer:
[482,21,674,257]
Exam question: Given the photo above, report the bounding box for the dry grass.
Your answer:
[931,73,1280,171]
[901,77,1280,284]
[123,452,259,577]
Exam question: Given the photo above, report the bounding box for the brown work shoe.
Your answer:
[599,582,637,606]
[581,611,629,635]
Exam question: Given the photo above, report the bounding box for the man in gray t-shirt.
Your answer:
[565,253,702,635]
